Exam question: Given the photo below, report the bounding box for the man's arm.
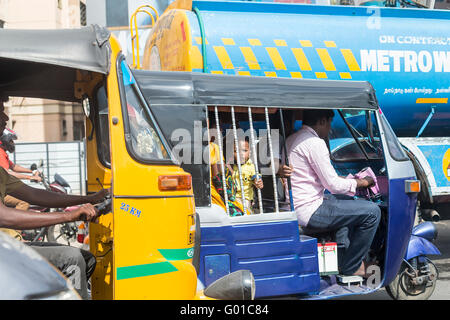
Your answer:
[7,170,40,181]
[0,202,97,230]
[11,163,33,174]
[308,139,359,195]
[8,183,108,208]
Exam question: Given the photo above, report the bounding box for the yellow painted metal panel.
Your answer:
[274,39,287,46]
[324,40,337,48]
[291,48,312,71]
[416,98,448,104]
[315,72,328,79]
[290,72,303,78]
[265,71,277,77]
[339,72,352,79]
[143,10,192,71]
[222,38,236,45]
[102,35,197,300]
[266,47,287,70]
[213,46,234,69]
[340,49,361,72]
[316,48,336,71]
[194,36,208,45]
[299,40,313,47]
[248,38,262,46]
[239,46,261,70]
[190,45,203,70]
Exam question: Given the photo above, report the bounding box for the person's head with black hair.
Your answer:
[302,109,335,139]
[270,109,296,137]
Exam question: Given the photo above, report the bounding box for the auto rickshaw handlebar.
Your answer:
[95,197,112,217]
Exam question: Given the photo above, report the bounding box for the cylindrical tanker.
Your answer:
[143,0,450,137]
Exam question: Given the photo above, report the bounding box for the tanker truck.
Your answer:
[139,0,450,219]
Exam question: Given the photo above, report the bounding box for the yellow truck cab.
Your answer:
[0,25,254,300]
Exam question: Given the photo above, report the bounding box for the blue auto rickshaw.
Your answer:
[133,70,440,300]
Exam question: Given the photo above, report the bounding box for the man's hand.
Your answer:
[253,178,264,190]
[31,172,42,182]
[356,176,375,188]
[278,164,293,177]
[88,188,110,204]
[68,204,97,222]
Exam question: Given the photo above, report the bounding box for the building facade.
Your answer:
[0,0,86,142]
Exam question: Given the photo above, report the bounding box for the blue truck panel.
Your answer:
[186,1,450,137]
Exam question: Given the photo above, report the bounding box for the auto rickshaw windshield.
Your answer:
[119,60,172,163]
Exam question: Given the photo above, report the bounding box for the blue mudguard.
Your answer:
[405,235,441,260]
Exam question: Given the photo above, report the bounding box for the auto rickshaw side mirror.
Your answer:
[203,270,255,300]
[82,95,90,118]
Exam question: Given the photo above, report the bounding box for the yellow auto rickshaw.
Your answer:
[0,25,254,300]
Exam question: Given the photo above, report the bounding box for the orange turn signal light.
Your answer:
[405,180,421,193]
[158,175,192,191]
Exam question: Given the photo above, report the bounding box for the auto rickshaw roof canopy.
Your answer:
[133,70,379,110]
[0,25,111,102]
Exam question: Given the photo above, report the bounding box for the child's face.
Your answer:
[234,140,250,164]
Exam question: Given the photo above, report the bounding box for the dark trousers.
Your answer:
[28,242,96,300]
[305,195,381,275]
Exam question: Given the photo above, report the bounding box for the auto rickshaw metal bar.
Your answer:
[265,107,279,213]
[214,106,230,216]
[230,106,247,214]
[248,107,263,214]
[279,108,294,212]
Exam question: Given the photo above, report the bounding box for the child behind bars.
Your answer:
[229,138,263,214]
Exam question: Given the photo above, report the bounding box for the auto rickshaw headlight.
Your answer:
[203,270,255,300]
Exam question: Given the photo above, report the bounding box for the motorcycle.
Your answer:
[20,161,80,245]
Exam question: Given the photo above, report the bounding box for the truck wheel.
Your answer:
[386,259,438,300]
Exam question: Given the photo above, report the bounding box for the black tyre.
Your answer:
[386,259,438,300]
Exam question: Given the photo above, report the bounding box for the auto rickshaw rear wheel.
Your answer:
[386,258,438,300]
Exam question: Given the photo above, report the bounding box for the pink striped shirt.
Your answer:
[284,125,357,227]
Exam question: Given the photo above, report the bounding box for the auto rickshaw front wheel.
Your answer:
[386,257,438,300]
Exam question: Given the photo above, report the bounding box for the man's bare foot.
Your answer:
[352,260,379,278]
[352,261,366,277]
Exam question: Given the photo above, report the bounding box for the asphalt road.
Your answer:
[340,208,450,300]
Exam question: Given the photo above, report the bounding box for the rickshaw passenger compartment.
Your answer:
[198,207,321,297]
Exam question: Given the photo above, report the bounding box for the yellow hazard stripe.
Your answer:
[240,47,261,70]
[299,40,313,47]
[213,46,234,69]
[416,98,448,104]
[265,71,277,77]
[339,72,352,79]
[190,46,203,70]
[316,48,336,71]
[266,47,287,70]
[248,39,262,46]
[324,41,337,48]
[291,48,312,71]
[340,49,361,72]
[274,39,287,46]
[222,38,235,45]
[290,72,303,78]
